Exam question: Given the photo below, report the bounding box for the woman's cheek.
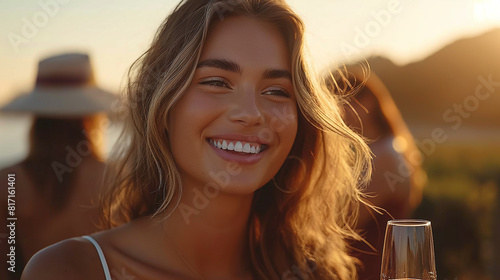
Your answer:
[269,103,298,136]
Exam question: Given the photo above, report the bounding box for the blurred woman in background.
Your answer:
[334,64,426,280]
[0,53,116,279]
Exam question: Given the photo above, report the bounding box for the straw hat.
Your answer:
[0,53,117,117]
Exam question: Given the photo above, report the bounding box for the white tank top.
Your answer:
[82,235,112,280]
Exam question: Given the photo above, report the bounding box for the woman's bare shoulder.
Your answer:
[21,237,105,280]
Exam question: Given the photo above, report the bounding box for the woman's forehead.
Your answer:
[200,16,291,71]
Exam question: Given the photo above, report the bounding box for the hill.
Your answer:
[366,28,500,139]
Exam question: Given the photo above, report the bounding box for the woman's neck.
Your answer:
[157,185,255,279]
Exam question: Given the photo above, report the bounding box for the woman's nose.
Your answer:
[228,91,265,127]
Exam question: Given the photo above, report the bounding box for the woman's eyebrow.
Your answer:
[197,58,241,73]
[197,58,292,81]
[262,68,292,81]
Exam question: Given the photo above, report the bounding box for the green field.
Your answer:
[412,142,500,280]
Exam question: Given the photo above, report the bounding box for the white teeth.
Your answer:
[210,138,263,154]
[234,141,243,152]
[243,143,251,153]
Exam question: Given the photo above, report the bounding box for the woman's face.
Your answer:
[169,16,298,195]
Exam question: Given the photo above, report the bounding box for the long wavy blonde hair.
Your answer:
[101,0,372,279]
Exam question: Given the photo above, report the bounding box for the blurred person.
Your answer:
[334,64,426,280]
[0,53,116,280]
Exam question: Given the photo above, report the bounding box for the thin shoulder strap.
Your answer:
[82,235,112,280]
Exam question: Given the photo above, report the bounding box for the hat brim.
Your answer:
[0,86,118,117]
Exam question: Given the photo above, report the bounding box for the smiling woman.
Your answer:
[21,1,372,280]
[169,16,298,198]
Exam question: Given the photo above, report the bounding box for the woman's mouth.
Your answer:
[207,138,267,154]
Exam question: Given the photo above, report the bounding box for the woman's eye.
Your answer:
[199,78,229,88]
[262,87,291,98]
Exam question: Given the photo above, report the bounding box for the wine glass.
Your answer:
[380,219,437,280]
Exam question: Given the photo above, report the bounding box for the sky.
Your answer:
[1,0,500,106]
